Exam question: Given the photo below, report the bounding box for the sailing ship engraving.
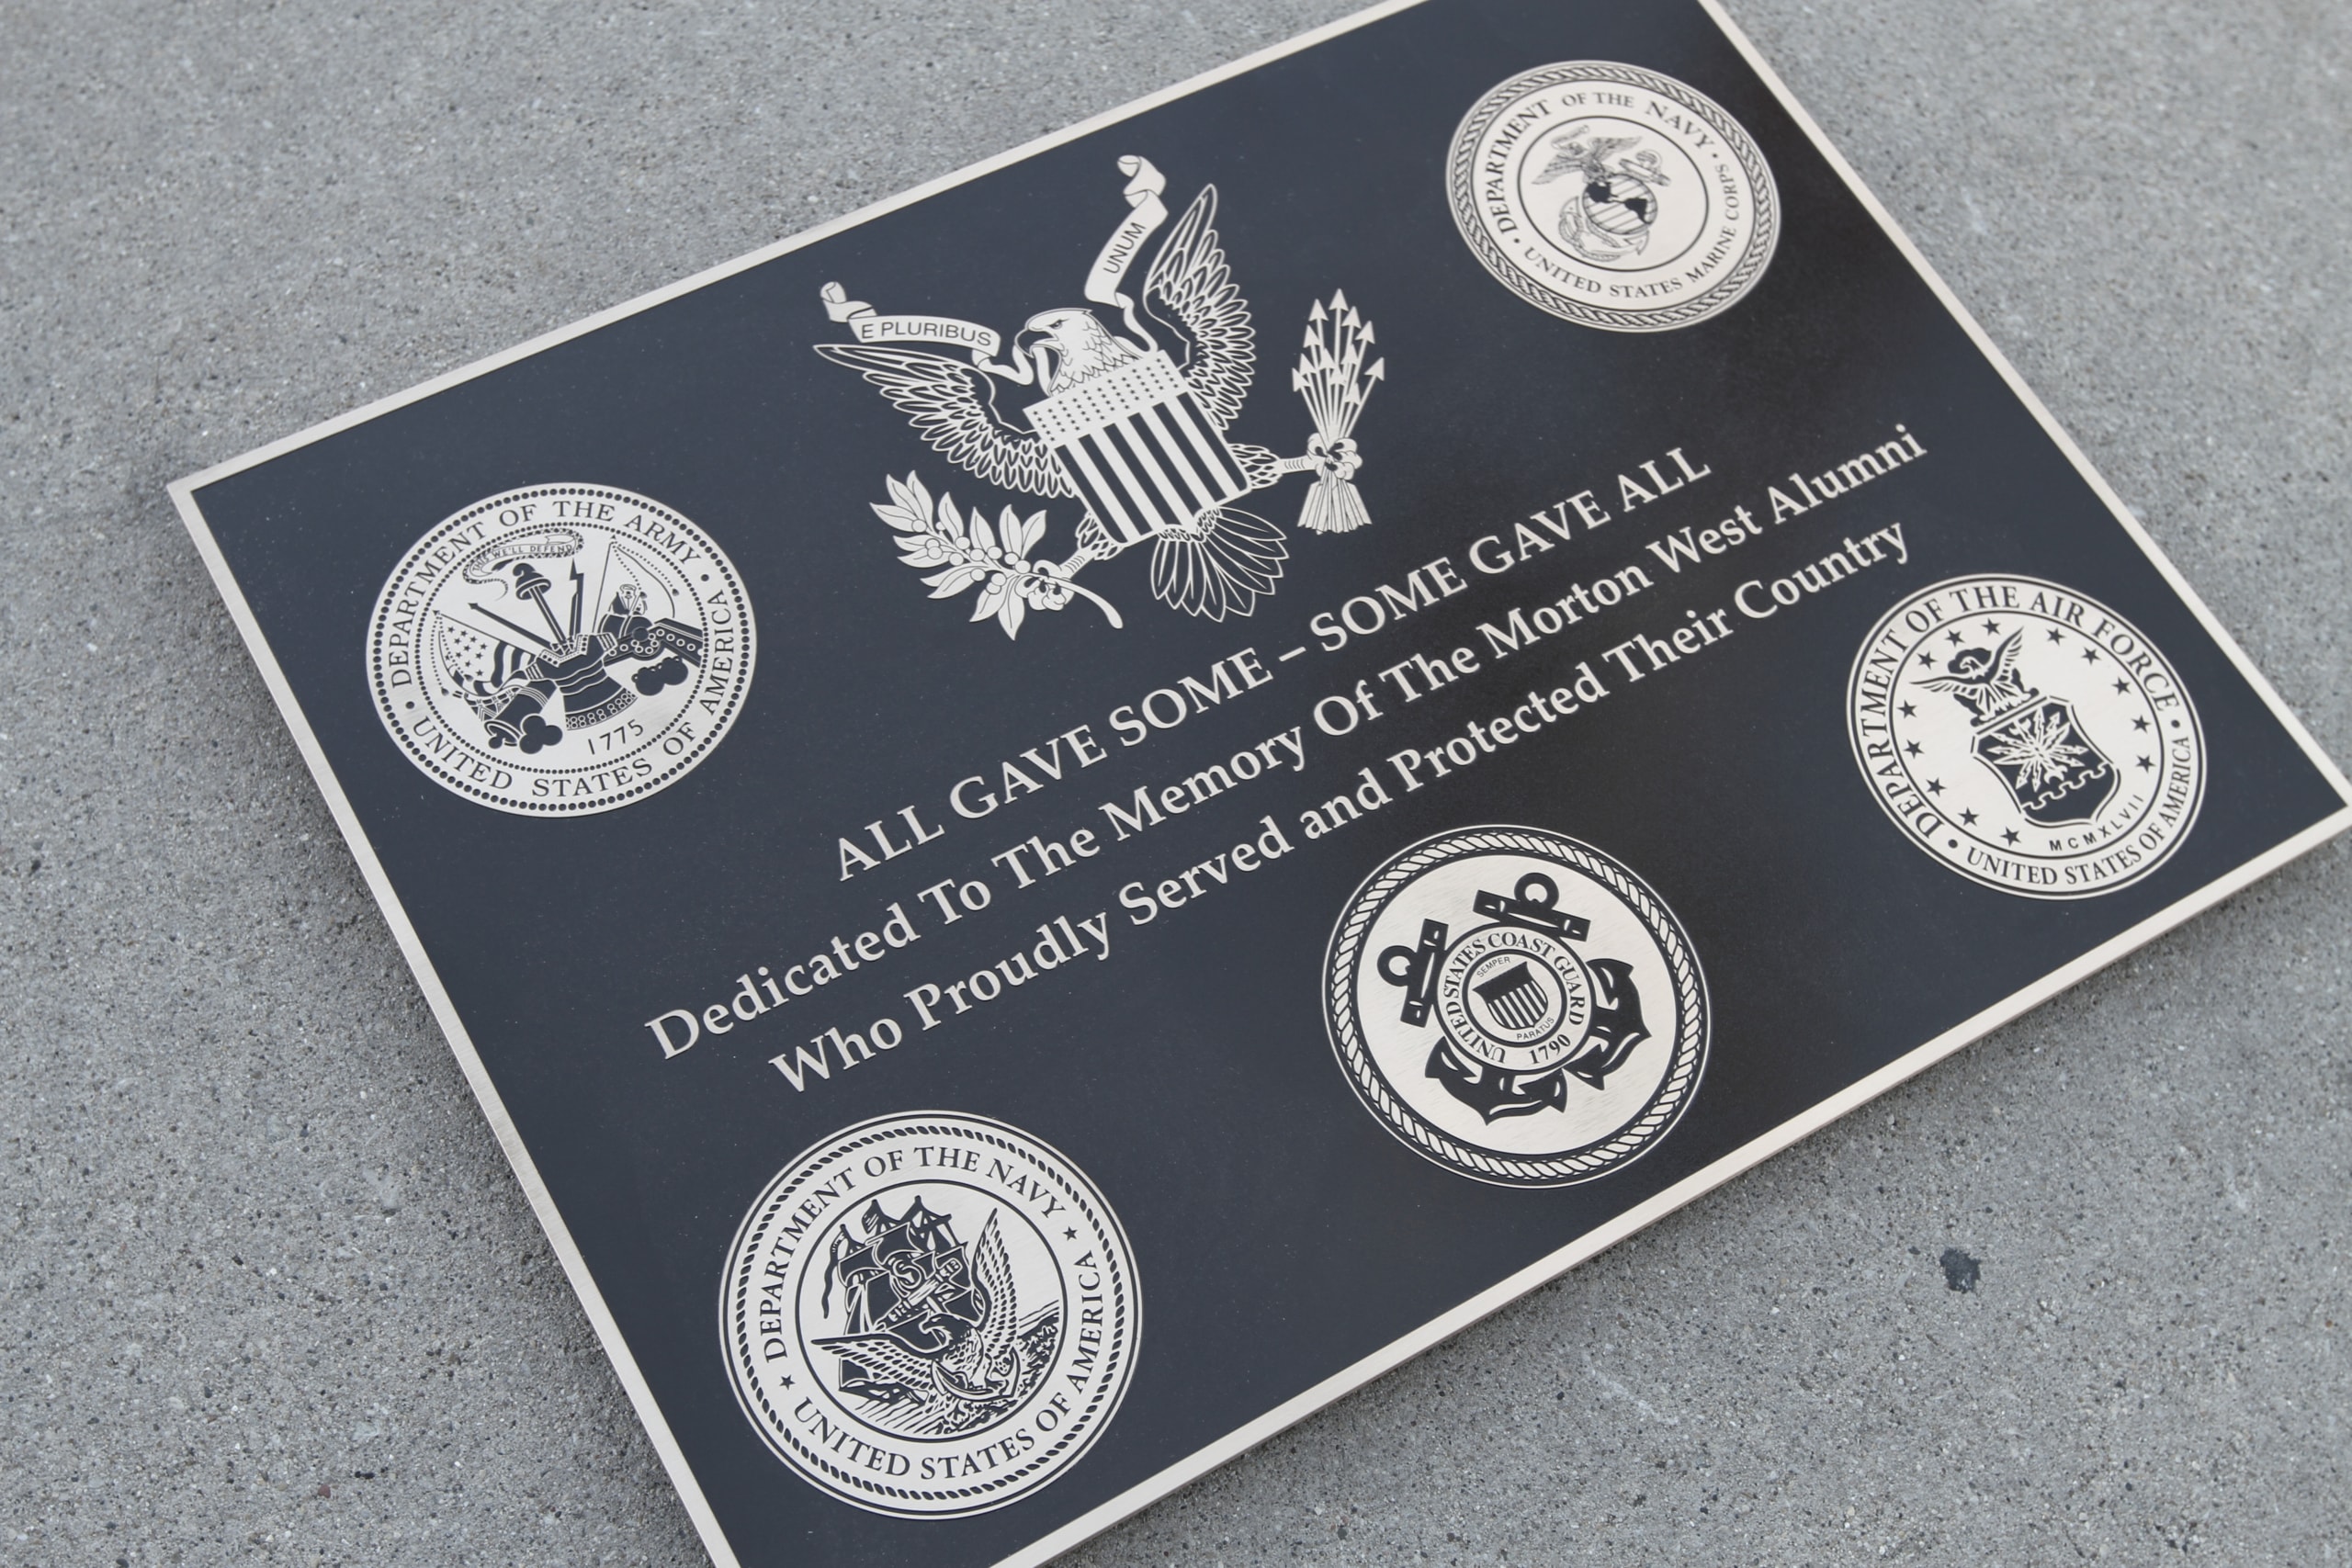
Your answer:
[813,1197,1061,1438]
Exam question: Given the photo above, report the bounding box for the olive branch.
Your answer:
[871,472,1123,638]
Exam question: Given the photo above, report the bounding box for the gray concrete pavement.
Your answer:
[3,1,2346,1562]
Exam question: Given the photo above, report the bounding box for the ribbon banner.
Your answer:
[820,285,1003,362]
[845,313,1002,359]
[1084,155,1170,344]
[816,157,1169,372]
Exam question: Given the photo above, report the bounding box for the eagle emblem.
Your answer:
[815,155,1385,632]
[1917,629,2120,826]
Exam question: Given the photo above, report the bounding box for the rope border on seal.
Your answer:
[717,1113,1138,1517]
[1445,61,1781,333]
[1324,828,1710,1186]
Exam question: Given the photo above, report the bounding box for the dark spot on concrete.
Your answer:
[1939,1247,1981,1292]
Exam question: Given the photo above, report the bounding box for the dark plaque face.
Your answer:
[170,1,2350,1565]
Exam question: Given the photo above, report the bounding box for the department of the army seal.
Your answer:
[1848,575,2205,897]
[1325,827,1708,1187]
[719,1112,1139,1517]
[1448,62,1779,332]
[367,484,754,815]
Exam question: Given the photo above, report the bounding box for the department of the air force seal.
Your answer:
[1448,62,1779,333]
[719,1112,1138,1517]
[366,484,754,815]
[1325,828,1708,1186]
[1849,575,2205,897]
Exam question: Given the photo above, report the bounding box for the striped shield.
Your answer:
[1023,351,1250,550]
[1473,962,1553,1032]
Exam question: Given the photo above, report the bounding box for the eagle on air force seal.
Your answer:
[1325,828,1708,1187]
[1846,575,2207,897]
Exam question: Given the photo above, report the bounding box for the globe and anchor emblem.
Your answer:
[1582,171,1660,239]
[1533,127,1678,265]
[1448,62,1780,331]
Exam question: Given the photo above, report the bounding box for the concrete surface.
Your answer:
[3,0,2347,1562]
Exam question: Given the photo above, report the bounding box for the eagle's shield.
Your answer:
[1023,350,1250,550]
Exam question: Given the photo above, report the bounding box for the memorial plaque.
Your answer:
[168,1,2352,1563]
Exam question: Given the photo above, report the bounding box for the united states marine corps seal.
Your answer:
[1325,828,1708,1186]
[1848,575,2205,897]
[366,484,754,814]
[1448,62,1779,332]
[719,1112,1138,1517]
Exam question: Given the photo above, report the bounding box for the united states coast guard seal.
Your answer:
[1325,828,1708,1186]
[1448,62,1779,332]
[367,484,754,815]
[1848,575,2205,897]
[719,1112,1138,1517]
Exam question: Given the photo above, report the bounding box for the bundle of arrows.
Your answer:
[1291,291,1385,536]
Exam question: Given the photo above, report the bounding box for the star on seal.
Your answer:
[1847,575,2205,897]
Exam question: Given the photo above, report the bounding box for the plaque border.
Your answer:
[164,3,2352,1566]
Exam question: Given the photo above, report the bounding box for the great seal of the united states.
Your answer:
[1847,575,2205,897]
[1325,827,1709,1187]
[719,1112,1139,1517]
[366,484,754,815]
[1447,62,1779,333]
